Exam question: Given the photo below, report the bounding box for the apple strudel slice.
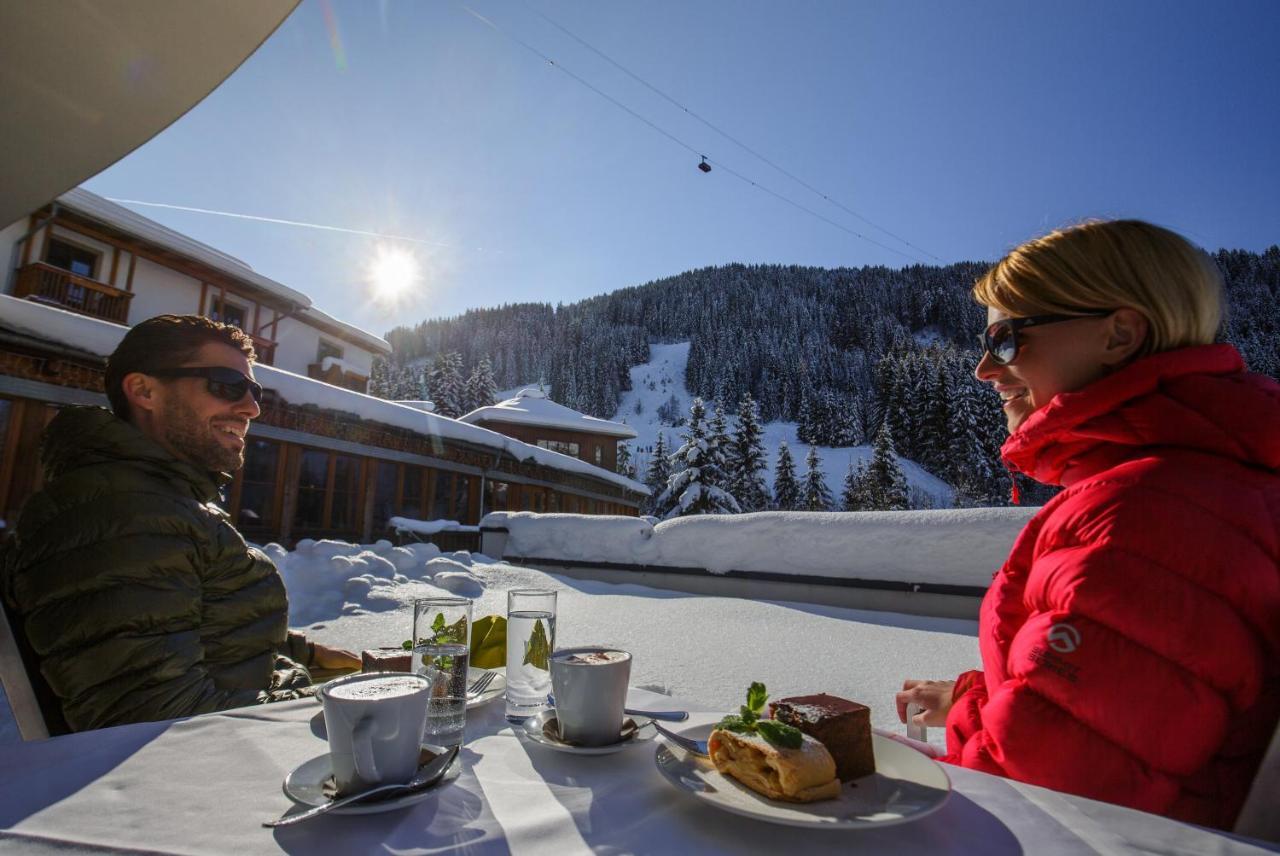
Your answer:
[708,728,841,803]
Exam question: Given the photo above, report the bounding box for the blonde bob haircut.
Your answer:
[973,219,1223,358]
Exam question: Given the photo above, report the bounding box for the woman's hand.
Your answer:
[895,679,956,728]
[311,643,360,671]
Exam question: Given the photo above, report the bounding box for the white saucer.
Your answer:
[518,710,654,756]
[283,751,461,815]
[315,667,505,710]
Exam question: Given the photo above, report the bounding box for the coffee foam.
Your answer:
[327,675,425,701]
[556,649,628,665]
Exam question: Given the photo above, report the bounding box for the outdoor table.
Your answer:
[0,688,1272,855]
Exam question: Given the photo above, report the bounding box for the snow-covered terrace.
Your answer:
[0,295,648,495]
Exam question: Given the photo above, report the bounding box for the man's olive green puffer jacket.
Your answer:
[1,406,310,732]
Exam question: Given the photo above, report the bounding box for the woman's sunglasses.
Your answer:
[979,310,1113,366]
[148,366,263,404]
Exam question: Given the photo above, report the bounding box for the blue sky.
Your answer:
[85,0,1280,335]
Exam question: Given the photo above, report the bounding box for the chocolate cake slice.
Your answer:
[769,693,875,781]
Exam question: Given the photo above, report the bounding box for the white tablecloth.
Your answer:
[0,689,1274,855]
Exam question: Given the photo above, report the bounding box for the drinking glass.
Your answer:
[411,596,472,748]
[505,589,557,722]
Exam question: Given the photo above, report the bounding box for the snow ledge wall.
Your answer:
[480,508,1039,620]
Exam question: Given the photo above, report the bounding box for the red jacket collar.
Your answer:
[1002,344,1280,487]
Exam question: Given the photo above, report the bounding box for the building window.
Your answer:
[45,238,99,278]
[210,300,247,331]
[432,471,454,520]
[238,439,280,531]
[456,477,471,522]
[401,466,425,518]
[486,480,510,513]
[372,461,398,534]
[548,492,560,512]
[295,449,329,529]
[329,454,360,530]
[594,445,603,466]
[317,340,344,363]
[536,439,580,457]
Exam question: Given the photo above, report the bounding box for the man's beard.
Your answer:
[159,397,243,473]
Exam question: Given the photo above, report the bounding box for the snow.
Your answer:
[485,508,1033,584]
[396,400,437,413]
[301,305,392,356]
[616,342,955,507]
[461,387,637,439]
[319,355,359,374]
[388,516,476,535]
[0,293,131,359]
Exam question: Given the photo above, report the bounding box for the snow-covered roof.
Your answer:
[301,304,392,355]
[460,388,638,439]
[396,400,437,413]
[0,295,648,496]
[55,188,313,308]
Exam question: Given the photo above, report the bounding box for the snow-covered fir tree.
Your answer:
[428,352,465,418]
[643,432,672,515]
[464,355,498,414]
[726,393,770,511]
[842,460,869,511]
[616,442,636,479]
[706,402,735,501]
[654,398,741,518]
[861,419,910,510]
[801,446,833,511]
[772,441,801,511]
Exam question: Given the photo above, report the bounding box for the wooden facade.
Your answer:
[0,341,644,547]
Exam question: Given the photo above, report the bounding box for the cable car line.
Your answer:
[517,0,940,262]
[457,3,930,264]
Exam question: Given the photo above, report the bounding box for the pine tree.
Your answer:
[643,432,672,515]
[654,398,741,518]
[772,441,801,511]
[841,460,869,511]
[428,352,465,417]
[727,393,770,511]
[616,442,636,479]
[706,402,735,499]
[864,419,909,510]
[801,446,833,511]
[464,355,498,414]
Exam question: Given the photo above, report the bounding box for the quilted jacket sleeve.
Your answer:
[5,484,295,732]
[940,481,1265,816]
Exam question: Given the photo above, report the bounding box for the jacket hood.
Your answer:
[41,406,226,502]
[1002,344,1280,487]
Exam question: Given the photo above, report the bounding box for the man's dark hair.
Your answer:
[105,315,257,420]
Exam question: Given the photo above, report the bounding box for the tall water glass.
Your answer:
[411,596,471,748]
[505,589,557,722]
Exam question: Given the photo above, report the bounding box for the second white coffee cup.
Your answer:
[550,647,632,747]
[321,672,431,794]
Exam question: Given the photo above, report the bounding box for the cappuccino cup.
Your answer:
[550,647,632,746]
[321,672,431,794]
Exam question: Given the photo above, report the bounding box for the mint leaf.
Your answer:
[746,682,768,715]
[401,639,413,650]
[431,613,446,633]
[715,715,753,733]
[756,720,803,749]
[739,705,759,725]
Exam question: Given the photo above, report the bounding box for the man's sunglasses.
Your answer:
[148,366,263,404]
[979,310,1114,366]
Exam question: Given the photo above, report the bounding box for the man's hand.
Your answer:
[311,643,360,671]
[895,679,956,728]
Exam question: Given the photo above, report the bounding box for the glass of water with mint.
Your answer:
[505,589,557,722]
[411,596,471,749]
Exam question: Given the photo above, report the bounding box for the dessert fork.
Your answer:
[651,721,708,756]
[466,671,497,698]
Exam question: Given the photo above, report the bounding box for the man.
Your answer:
[2,315,358,733]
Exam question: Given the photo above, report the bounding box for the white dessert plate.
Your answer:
[282,750,461,816]
[654,723,950,829]
[314,667,505,710]
[519,710,655,756]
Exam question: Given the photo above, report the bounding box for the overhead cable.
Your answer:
[457,3,930,264]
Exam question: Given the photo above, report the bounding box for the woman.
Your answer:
[897,220,1280,829]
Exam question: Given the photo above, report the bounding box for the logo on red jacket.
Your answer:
[1047,623,1081,654]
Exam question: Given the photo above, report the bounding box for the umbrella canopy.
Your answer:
[0,0,299,229]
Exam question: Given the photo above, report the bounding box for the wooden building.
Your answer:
[0,191,647,545]
[460,388,637,473]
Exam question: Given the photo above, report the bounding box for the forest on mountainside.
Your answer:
[373,247,1280,506]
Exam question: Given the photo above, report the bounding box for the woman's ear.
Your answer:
[1103,308,1149,366]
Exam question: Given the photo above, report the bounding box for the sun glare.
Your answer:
[368,246,419,301]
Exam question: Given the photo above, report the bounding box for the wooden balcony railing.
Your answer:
[14,262,133,324]
[250,335,277,366]
[308,362,369,393]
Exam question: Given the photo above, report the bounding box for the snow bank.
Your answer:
[388,516,475,535]
[261,537,497,625]
[483,507,1038,587]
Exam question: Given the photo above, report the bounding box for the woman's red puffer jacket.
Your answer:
[943,344,1280,829]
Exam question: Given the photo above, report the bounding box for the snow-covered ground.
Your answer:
[615,342,955,507]
[0,538,982,748]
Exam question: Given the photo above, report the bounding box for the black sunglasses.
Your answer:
[148,366,263,405]
[979,310,1114,366]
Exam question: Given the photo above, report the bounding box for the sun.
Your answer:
[368,246,419,301]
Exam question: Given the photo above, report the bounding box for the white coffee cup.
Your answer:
[550,647,632,747]
[321,672,431,794]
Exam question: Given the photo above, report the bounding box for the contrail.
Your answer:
[106,198,451,248]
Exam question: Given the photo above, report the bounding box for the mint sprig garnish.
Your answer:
[715,682,803,749]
